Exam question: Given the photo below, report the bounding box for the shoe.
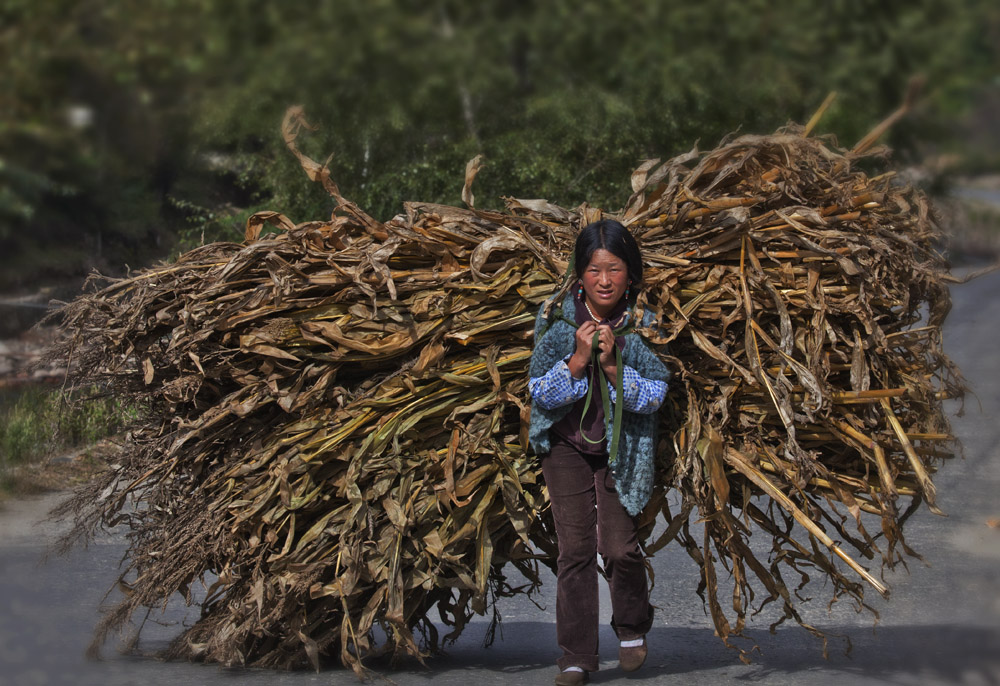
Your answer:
[554,668,589,685]
[619,636,647,672]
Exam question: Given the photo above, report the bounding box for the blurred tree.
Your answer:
[0,0,996,289]
[0,0,200,288]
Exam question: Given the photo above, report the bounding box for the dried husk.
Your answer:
[46,107,965,673]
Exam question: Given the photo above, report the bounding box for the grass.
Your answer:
[0,385,139,496]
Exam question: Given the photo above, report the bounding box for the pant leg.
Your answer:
[595,465,653,640]
[541,441,602,672]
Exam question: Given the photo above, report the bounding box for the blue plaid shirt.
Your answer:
[529,355,667,414]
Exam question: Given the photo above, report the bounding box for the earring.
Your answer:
[626,281,631,302]
[577,282,584,299]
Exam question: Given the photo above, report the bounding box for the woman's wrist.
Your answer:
[601,361,617,381]
[567,353,589,379]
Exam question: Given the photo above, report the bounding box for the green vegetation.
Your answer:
[1,0,998,286]
[0,386,138,493]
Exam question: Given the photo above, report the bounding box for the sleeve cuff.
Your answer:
[608,365,642,403]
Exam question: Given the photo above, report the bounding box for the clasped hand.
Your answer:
[567,321,618,382]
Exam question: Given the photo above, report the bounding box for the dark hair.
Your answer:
[574,219,643,289]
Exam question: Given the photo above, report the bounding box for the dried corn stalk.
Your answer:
[47,106,964,673]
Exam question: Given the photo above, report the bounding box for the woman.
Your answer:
[529,219,670,685]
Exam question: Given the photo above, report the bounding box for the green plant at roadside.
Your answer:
[0,386,138,489]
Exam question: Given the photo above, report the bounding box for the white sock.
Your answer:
[620,638,644,648]
[562,666,585,673]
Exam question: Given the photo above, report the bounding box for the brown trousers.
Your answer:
[541,439,653,672]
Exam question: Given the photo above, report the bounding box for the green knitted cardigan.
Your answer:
[527,293,670,515]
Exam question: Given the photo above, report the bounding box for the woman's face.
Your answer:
[580,248,629,315]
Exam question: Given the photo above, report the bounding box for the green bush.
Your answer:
[0,385,136,471]
[2,0,998,290]
[0,387,52,465]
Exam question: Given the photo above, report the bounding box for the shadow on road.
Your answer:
[373,621,1000,685]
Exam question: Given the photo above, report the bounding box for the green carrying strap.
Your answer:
[535,252,577,341]
[578,320,631,465]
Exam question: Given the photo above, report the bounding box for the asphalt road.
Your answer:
[2,268,999,686]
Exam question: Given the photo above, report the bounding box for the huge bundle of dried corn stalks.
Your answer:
[48,106,965,673]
